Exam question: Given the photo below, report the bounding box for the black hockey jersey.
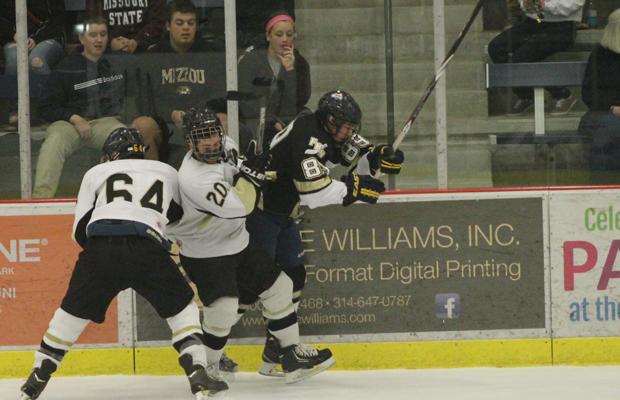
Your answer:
[262,113,349,217]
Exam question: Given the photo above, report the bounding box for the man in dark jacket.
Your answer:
[33,16,130,198]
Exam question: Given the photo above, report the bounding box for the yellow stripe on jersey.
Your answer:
[233,177,258,214]
[198,214,213,230]
[294,176,332,194]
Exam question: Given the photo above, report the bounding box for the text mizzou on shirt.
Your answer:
[136,40,227,123]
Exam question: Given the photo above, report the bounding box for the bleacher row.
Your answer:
[0,2,605,198]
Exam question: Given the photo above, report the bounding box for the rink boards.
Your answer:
[1,188,620,376]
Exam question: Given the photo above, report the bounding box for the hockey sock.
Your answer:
[173,332,207,370]
[260,272,295,320]
[283,266,306,310]
[167,301,205,368]
[36,307,90,370]
[267,312,299,348]
[202,297,238,365]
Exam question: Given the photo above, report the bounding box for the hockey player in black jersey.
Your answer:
[169,108,335,386]
[245,89,405,376]
[19,128,226,400]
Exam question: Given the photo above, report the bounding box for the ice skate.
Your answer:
[258,333,285,377]
[280,344,335,384]
[218,351,238,382]
[179,354,228,397]
[19,360,57,400]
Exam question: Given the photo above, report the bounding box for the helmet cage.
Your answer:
[184,111,226,163]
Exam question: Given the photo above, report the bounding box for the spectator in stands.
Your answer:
[131,0,226,166]
[578,8,620,182]
[33,16,129,199]
[0,0,66,128]
[236,1,296,49]
[488,0,585,115]
[237,11,311,152]
[86,0,166,54]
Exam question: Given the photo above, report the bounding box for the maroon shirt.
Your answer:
[86,0,166,52]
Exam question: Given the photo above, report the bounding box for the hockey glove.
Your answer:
[367,144,405,175]
[237,140,271,188]
[341,173,386,206]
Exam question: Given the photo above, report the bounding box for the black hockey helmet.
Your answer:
[102,127,146,161]
[183,107,226,163]
[317,90,362,142]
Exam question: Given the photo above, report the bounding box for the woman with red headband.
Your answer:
[238,11,311,152]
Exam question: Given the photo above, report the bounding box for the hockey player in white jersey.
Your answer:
[19,128,226,400]
[169,108,335,386]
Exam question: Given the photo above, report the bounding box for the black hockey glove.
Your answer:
[367,144,405,175]
[237,140,271,188]
[341,173,386,206]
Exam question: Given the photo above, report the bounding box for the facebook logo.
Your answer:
[435,293,460,319]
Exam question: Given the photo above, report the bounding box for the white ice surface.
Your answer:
[2,366,619,400]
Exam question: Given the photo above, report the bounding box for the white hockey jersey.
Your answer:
[170,143,255,258]
[72,159,181,245]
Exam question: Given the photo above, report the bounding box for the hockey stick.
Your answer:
[391,0,484,150]
[256,105,267,154]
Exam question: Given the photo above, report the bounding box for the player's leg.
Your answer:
[275,220,306,309]
[20,309,90,400]
[132,238,228,397]
[246,210,307,371]
[180,253,242,382]
[240,243,334,383]
[20,238,119,399]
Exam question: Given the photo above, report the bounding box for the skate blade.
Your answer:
[195,388,228,399]
[258,361,285,378]
[219,370,236,383]
[284,357,336,384]
[20,393,34,400]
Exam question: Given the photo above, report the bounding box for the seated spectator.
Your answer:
[237,11,311,152]
[131,0,226,165]
[86,0,166,54]
[33,17,129,199]
[236,0,296,49]
[488,0,584,115]
[578,8,620,183]
[0,0,66,128]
